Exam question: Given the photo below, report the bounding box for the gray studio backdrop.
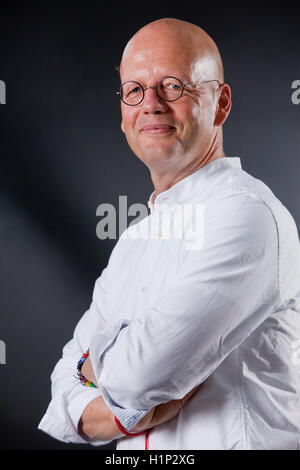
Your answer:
[0,0,299,450]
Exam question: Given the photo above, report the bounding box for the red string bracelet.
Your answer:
[114,416,152,449]
[114,416,145,437]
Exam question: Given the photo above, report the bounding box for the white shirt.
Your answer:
[38,157,300,450]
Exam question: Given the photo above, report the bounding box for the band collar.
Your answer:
[147,157,242,213]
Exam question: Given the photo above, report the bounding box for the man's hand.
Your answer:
[79,352,202,440]
[79,383,201,441]
[130,383,201,433]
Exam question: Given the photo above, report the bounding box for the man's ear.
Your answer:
[214,84,231,127]
[121,120,125,134]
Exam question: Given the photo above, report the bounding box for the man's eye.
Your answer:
[162,82,180,93]
[163,82,181,90]
[128,87,140,95]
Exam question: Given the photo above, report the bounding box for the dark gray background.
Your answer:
[0,0,299,450]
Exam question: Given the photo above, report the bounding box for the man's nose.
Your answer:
[142,87,168,114]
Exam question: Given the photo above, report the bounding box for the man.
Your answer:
[38,18,300,450]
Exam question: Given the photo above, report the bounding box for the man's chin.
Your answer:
[127,138,179,165]
[139,148,178,166]
[139,139,177,155]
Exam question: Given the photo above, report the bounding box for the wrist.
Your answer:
[130,407,155,433]
[114,415,147,437]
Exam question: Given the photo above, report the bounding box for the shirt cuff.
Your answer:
[89,319,151,431]
[100,386,151,431]
[38,385,113,446]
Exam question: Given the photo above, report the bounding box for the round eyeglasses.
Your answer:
[117,76,222,106]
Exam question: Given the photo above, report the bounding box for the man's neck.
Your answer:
[149,152,225,205]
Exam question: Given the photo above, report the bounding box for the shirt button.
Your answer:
[141,285,147,293]
[156,230,162,238]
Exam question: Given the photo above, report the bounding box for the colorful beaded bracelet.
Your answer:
[76,349,96,388]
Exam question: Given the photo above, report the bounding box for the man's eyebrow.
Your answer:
[116,72,192,84]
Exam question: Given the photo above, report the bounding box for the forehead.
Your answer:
[120,41,201,83]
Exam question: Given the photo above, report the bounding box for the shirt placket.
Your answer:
[137,207,169,315]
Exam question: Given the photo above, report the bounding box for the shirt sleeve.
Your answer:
[89,193,281,431]
[38,266,117,446]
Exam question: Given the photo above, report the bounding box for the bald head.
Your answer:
[120,18,224,83]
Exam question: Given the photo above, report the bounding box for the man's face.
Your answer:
[120,38,221,171]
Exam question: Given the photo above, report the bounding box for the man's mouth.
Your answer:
[141,124,175,135]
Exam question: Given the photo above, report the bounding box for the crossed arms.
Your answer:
[40,194,279,445]
[78,357,201,440]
